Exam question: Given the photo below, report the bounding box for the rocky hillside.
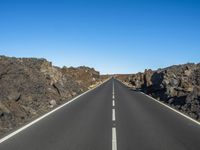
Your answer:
[62,66,100,89]
[0,56,101,136]
[117,63,200,121]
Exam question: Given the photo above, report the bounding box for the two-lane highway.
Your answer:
[1,78,200,150]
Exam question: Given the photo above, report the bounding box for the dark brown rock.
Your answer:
[0,55,101,136]
[117,63,200,121]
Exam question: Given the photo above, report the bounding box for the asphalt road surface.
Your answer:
[1,78,200,150]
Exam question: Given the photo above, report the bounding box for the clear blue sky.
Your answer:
[0,0,200,74]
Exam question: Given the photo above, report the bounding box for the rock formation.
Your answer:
[117,63,200,121]
[0,56,100,136]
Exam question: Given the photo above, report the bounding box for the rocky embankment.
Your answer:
[117,63,200,121]
[0,56,101,136]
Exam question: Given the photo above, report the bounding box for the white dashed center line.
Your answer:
[112,109,116,121]
[112,100,115,107]
[112,127,117,150]
[112,79,117,150]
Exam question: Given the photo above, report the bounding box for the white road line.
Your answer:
[141,92,200,126]
[112,95,115,99]
[112,109,116,121]
[112,79,117,150]
[112,79,115,99]
[112,100,115,107]
[112,80,115,94]
[0,78,111,144]
[112,127,117,150]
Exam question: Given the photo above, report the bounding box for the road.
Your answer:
[1,78,200,150]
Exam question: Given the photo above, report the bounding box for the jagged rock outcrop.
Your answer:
[117,63,200,121]
[0,56,100,136]
[62,66,100,89]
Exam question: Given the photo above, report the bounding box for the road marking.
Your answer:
[0,78,111,144]
[112,127,117,150]
[112,100,115,107]
[112,79,117,150]
[112,80,115,94]
[112,80,115,99]
[141,92,200,126]
[112,109,116,121]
